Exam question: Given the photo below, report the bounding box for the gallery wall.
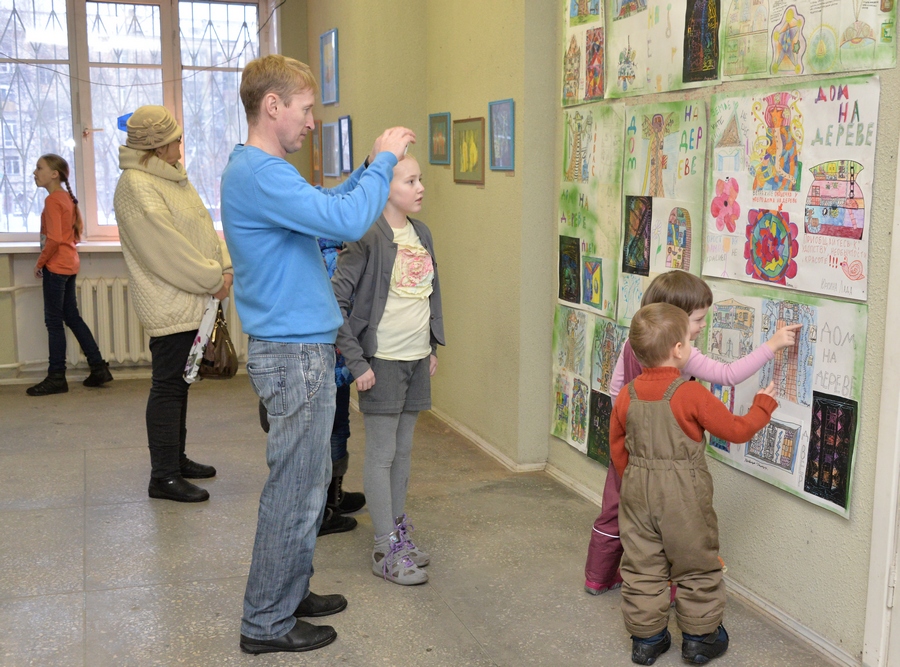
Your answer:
[284,1,899,661]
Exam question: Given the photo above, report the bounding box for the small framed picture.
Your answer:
[310,124,323,186]
[323,122,340,177]
[339,115,352,172]
[453,117,485,185]
[428,112,451,165]
[320,29,339,105]
[489,99,515,171]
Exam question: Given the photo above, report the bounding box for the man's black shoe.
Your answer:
[293,591,347,618]
[180,458,217,479]
[682,625,729,664]
[631,630,671,665]
[148,475,209,502]
[239,620,336,654]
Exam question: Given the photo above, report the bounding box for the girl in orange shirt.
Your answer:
[28,154,112,396]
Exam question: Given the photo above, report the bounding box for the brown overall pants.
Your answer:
[619,378,725,638]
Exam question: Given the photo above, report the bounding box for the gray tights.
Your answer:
[363,411,419,538]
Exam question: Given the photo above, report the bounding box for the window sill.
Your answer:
[0,241,122,254]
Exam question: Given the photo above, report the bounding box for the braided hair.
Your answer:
[40,154,84,242]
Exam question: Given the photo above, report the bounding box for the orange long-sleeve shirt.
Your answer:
[36,190,80,275]
[609,366,778,477]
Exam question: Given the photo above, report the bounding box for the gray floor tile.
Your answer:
[0,507,84,598]
[0,450,84,511]
[0,593,84,667]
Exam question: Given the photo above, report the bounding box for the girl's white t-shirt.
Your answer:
[374,221,434,361]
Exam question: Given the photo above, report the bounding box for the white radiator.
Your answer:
[66,278,248,367]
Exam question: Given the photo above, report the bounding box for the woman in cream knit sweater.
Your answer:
[114,105,233,503]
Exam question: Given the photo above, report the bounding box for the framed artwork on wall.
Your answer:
[323,122,340,177]
[320,28,339,105]
[339,115,352,172]
[453,117,485,185]
[310,124,323,186]
[489,99,515,171]
[428,112,451,165]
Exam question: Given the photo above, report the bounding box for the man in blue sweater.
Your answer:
[221,54,414,655]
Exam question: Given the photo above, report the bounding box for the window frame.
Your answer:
[0,0,276,242]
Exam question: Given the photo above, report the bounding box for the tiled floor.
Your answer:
[0,377,839,666]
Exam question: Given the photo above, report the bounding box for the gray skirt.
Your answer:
[357,355,431,414]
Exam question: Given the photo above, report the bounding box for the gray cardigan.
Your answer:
[332,215,445,379]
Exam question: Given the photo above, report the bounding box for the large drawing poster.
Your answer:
[562,0,605,106]
[722,0,897,81]
[618,100,708,324]
[586,317,629,465]
[703,77,879,301]
[559,103,624,319]
[606,0,721,98]
[552,305,593,453]
[704,282,866,517]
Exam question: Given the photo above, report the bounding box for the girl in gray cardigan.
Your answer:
[332,155,445,585]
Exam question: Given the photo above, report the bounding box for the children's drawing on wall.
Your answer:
[703,77,880,300]
[559,103,624,319]
[805,392,857,508]
[591,317,628,394]
[702,283,866,517]
[619,100,707,324]
[561,0,605,106]
[683,0,721,83]
[587,390,613,465]
[551,305,595,453]
[723,0,896,80]
[607,0,721,98]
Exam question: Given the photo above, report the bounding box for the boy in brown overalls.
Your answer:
[610,303,778,665]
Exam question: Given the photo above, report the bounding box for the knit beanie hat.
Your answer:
[125,105,182,150]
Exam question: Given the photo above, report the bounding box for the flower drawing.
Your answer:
[710,178,740,233]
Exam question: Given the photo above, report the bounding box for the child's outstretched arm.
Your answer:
[684,324,801,387]
[680,381,778,444]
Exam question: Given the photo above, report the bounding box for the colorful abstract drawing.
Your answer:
[642,113,677,197]
[723,0,769,77]
[804,392,857,508]
[613,0,648,21]
[587,390,613,466]
[710,178,740,233]
[591,319,627,393]
[585,28,605,101]
[804,161,865,240]
[623,196,652,276]
[744,208,799,285]
[750,91,803,192]
[747,417,801,472]
[617,41,637,91]
[583,257,603,308]
[564,110,595,183]
[559,235,582,303]
[683,0,721,83]
[771,5,806,75]
[563,35,582,105]
[571,379,590,446]
[758,299,815,406]
[709,383,735,452]
[552,373,570,439]
[808,26,838,73]
[666,207,692,270]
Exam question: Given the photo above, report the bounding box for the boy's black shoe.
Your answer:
[631,629,671,665]
[682,625,729,664]
[318,507,357,535]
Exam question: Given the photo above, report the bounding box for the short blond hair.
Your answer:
[629,303,689,368]
[240,55,319,124]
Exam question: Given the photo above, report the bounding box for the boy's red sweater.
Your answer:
[609,366,778,477]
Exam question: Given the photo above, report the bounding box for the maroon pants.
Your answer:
[584,464,624,587]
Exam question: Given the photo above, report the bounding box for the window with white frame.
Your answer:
[0,0,272,238]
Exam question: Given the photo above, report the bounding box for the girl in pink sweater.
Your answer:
[584,270,799,595]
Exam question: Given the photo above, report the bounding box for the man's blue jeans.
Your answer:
[241,339,336,640]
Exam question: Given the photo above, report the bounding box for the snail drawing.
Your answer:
[840,258,865,281]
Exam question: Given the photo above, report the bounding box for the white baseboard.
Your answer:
[724,576,858,667]
[427,406,546,473]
